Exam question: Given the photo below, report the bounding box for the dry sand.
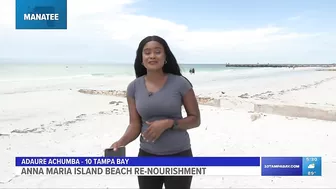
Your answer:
[1,70,336,188]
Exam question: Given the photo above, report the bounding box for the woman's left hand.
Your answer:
[142,119,173,142]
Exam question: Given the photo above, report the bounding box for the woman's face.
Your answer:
[142,41,166,71]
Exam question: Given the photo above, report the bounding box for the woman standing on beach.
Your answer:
[110,35,201,189]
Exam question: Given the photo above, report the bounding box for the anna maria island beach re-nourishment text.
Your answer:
[19,158,206,176]
[20,167,206,176]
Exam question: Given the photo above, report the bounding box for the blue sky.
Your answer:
[0,0,335,64]
[133,0,336,32]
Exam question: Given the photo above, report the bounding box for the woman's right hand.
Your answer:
[110,140,125,151]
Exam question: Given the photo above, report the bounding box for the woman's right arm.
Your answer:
[118,96,142,146]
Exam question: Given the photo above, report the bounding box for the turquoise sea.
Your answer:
[0,63,311,81]
[0,62,331,99]
[0,63,235,78]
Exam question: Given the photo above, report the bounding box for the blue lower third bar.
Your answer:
[16,157,261,166]
[262,157,321,176]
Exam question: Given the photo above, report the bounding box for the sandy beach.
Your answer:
[1,67,336,188]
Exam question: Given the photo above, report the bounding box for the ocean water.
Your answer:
[0,63,233,79]
[0,63,327,96]
[0,63,311,80]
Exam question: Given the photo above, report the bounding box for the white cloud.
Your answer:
[0,0,332,64]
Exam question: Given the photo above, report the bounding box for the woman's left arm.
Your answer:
[167,88,201,130]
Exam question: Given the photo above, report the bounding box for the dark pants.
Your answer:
[137,148,193,189]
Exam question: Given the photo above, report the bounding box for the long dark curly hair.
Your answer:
[133,35,192,86]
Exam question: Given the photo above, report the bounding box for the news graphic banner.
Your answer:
[15,157,322,176]
[262,157,322,176]
[16,157,260,176]
[15,0,67,29]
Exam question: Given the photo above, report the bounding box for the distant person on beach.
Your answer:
[189,68,195,74]
[110,35,201,189]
